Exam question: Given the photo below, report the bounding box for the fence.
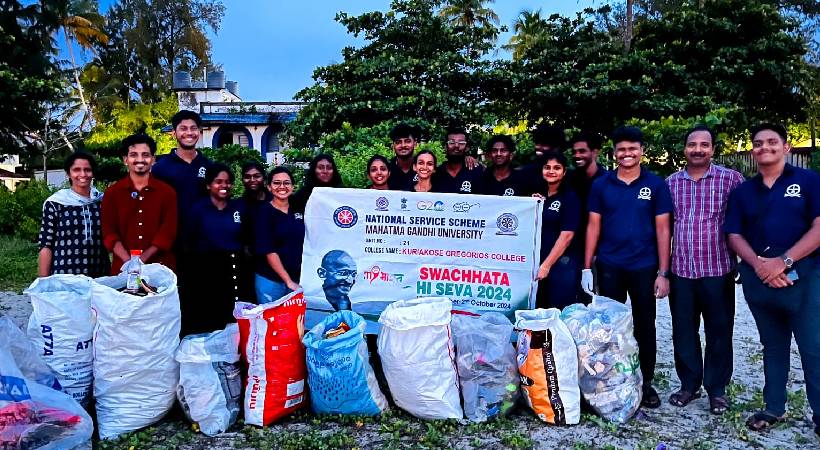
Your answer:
[716,149,814,177]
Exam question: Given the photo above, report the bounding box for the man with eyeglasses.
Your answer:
[480,134,526,196]
[432,125,484,194]
[317,249,358,311]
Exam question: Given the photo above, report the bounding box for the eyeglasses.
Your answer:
[447,140,468,146]
[332,269,357,278]
[270,180,293,187]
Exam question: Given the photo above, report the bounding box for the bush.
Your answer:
[201,144,267,196]
[0,180,54,241]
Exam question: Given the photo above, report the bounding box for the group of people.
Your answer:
[35,110,819,438]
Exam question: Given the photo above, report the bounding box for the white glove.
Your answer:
[581,269,594,295]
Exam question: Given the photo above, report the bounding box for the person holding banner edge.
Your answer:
[532,151,582,310]
[254,167,305,304]
[581,125,674,409]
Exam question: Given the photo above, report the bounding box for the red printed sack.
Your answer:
[234,291,307,426]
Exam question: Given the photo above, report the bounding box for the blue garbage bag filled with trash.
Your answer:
[560,296,643,423]
[303,310,388,415]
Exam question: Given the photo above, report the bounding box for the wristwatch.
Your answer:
[781,255,794,270]
[657,270,670,278]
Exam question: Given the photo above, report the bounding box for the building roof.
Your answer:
[0,168,29,179]
[201,112,298,125]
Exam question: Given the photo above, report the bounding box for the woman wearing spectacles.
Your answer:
[254,166,305,304]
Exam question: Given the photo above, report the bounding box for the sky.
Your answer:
[79,0,598,101]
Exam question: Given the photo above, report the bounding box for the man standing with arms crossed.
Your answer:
[724,123,820,438]
[666,126,743,414]
[582,126,673,409]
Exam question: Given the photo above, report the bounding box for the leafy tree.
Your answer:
[90,0,225,104]
[289,0,500,145]
[438,0,499,29]
[54,0,108,129]
[502,9,548,61]
[84,95,178,158]
[0,0,65,154]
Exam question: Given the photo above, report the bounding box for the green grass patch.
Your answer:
[0,234,38,292]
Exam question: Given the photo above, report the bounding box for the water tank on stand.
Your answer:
[173,71,192,89]
[207,70,225,89]
[226,81,239,97]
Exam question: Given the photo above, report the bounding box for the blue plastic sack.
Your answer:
[303,310,388,415]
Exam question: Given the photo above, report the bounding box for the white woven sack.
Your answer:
[91,263,181,439]
[377,297,462,420]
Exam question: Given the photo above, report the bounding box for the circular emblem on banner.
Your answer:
[496,213,519,234]
[376,196,389,210]
[333,206,358,228]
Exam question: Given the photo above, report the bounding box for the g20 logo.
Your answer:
[416,200,444,211]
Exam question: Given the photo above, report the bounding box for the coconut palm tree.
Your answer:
[503,9,549,61]
[54,0,108,131]
[438,0,500,30]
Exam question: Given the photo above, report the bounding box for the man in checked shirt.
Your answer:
[665,125,743,415]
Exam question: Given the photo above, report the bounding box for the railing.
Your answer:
[199,101,306,115]
[716,150,814,177]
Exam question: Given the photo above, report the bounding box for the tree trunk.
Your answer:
[624,0,634,53]
[64,31,88,135]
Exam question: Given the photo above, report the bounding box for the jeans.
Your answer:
[739,260,820,427]
[254,273,291,304]
[596,260,658,389]
[669,273,735,397]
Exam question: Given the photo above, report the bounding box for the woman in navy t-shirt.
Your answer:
[533,151,582,310]
[254,167,305,304]
[186,163,252,335]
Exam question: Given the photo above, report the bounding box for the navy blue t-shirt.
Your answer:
[152,150,212,249]
[387,157,417,190]
[481,168,528,196]
[588,168,674,270]
[432,163,484,194]
[540,189,581,262]
[724,164,820,263]
[189,198,245,253]
[254,202,306,283]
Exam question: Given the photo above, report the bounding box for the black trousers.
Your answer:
[596,261,658,389]
[669,273,735,397]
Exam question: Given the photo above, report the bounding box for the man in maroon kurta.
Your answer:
[102,134,177,274]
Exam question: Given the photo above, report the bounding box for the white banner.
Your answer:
[301,188,543,332]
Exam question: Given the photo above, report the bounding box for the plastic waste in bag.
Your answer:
[378,297,462,420]
[0,316,93,450]
[176,324,242,436]
[515,308,581,425]
[560,296,643,423]
[234,290,307,426]
[24,275,95,407]
[92,263,181,439]
[451,311,520,422]
[0,316,61,392]
[303,310,388,416]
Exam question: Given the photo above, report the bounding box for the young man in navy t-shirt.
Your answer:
[724,123,820,438]
[582,126,674,409]
[432,125,484,194]
[481,134,527,196]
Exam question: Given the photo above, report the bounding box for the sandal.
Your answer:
[668,389,701,407]
[745,411,782,432]
[709,396,730,415]
[642,386,661,409]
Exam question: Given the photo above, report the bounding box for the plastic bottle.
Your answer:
[125,250,143,294]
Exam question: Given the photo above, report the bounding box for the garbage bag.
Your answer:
[24,275,95,407]
[176,324,242,436]
[234,290,307,426]
[0,316,93,450]
[451,311,519,422]
[91,263,181,439]
[515,308,581,425]
[0,316,61,392]
[378,297,462,420]
[303,310,387,415]
[560,296,643,423]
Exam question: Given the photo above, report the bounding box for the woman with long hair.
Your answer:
[533,151,582,310]
[38,152,110,277]
[254,167,305,303]
[186,163,252,334]
[408,150,436,192]
[366,154,391,190]
[292,153,343,210]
